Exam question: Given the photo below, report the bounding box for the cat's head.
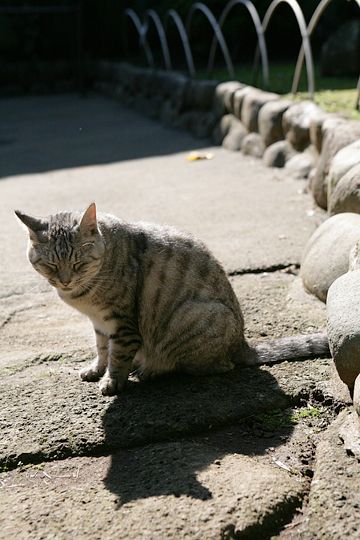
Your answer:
[15,203,105,293]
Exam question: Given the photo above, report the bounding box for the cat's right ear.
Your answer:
[14,210,47,243]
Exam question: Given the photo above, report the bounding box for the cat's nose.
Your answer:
[59,270,72,286]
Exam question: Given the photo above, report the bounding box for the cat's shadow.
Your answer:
[101,366,294,505]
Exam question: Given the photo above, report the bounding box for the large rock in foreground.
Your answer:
[300,213,360,302]
[327,269,360,389]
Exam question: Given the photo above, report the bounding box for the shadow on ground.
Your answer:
[101,367,294,505]
[0,94,207,178]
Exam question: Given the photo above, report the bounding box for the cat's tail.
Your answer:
[241,332,330,366]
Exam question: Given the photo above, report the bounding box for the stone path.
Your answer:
[0,95,358,539]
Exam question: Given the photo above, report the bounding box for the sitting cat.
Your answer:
[15,203,329,396]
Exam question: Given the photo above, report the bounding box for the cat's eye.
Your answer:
[73,262,85,271]
[44,262,57,271]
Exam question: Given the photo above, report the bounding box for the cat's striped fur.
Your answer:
[15,203,330,396]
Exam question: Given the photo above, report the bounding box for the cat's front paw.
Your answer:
[79,364,104,382]
[99,374,125,396]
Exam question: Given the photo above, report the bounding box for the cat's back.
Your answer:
[98,213,211,263]
[97,214,238,306]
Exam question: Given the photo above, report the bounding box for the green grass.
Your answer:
[289,88,360,120]
[198,63,360,120]
[254,405,325,430]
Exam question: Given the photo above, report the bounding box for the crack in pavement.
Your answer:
[228,263,300,277]
[0,303,45,330]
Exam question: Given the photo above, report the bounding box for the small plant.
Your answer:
[290,405,325,423]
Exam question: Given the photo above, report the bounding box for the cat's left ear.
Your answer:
[80,203,98,236]
[14,210,48,243]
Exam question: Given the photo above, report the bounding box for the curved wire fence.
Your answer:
[124,0,360,99]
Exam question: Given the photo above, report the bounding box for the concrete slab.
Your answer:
[0,440,305,540]
[0,355,334,470]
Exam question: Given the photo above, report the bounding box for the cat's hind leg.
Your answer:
[80,329,108,382]
[155,300,242,377]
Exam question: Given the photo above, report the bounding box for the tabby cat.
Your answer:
[15,203,329,396]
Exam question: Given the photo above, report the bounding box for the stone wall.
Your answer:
[93,61,360,216]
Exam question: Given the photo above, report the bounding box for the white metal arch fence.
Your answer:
[124,0,360,101]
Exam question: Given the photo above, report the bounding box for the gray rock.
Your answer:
[327,269,360,388]
[327,139,360,202]
[232,86,254,119]
[311,121,360,210]
[212,113,238,145]
[329,163,360,216]
[222,121,248,151]
[213,81,244,118]
[284,145,318,179]
[258,99,292,147]
[301,213,360,302]
[263,140,296,168]
[160,100,178,127]
[183,79,218,111]
[160,71,189,113]
[282,101,324,152]
[320,20,360,77]
[241,89,279,133]
[241,133,265,158]
[190,111,216,139]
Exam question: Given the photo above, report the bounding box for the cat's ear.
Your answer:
[14,210,48,243]
[80,203,98,236]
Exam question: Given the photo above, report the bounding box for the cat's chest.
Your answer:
[60,293,116,335]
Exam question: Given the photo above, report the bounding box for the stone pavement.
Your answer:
[0,95,358,539]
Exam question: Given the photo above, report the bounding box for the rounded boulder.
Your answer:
[258,99,292,147]
[327,269,360,389]
[282,101,324,152]
[222,121,248,151]
[263,140,296,168]
[241,89,279,133]
[241,133,265,158]
[300,213,360,302]
[327,139,360,203]
[329,163,360,216]
[213,81,244,118]
[310,121,360,210]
